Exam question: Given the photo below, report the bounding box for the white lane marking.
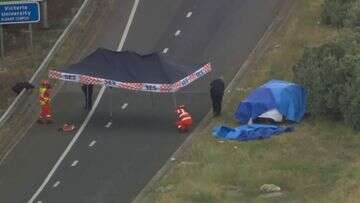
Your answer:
[162,48,169,54]
[89,140,96,147]
[121,103,128,109]
[186,11,192,18]
[36,201,42,203]
[28,1,141,202]
[117,0,141,50]
[174,30,181,36]
[105,121,112,128]
[71,160,79,167]
[52,181,60,188]
[28,87,106,203]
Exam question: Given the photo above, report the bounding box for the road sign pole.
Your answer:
[28,23,34,63]
[41,0,49,28]
[28,23,33,51]
[0,25,4,59]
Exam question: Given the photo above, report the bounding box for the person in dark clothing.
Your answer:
[210,77,225,117]
[12,82,35,95]
[81,84,93,110]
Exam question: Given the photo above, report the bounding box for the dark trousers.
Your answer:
[211,94,223,116]
[85,92,92,110]
[82,85,93,110]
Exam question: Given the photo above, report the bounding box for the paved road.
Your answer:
[0,0,283,202]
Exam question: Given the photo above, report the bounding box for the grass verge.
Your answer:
[148,0,360,202]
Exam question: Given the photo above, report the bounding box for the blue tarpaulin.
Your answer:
[213,124,293,141]
[234,80,307,124]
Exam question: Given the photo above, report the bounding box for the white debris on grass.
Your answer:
[260,184,281,193]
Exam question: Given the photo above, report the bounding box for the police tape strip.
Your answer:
[49,63,212,93]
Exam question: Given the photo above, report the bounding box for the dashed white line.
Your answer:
[162,48,169,54]
[186,11,192,18]
[36,201,42,203]
[121,103,128,109]
[89,140,96,147]
[71,160,79,167]
[105,121,112,128]
[53,181,60,188]
[174,30,181,36]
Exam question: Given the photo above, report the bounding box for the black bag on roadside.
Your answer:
[12,82,35,95]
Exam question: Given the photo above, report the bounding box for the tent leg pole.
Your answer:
[187,93,191,107]
[172,93,177,107]
[150,93,154,118]
[110,87,113,119]
[172,93,177,127]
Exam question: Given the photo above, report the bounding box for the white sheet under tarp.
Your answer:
[258,109,283,122]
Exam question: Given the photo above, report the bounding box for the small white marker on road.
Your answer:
[121,103,128,109]
[71,160,79,167]
[105,121,112,128]
[53,181,60,188]
[37,201,42,203]
[186,11,192,18]
[89,140,96,147]
[162,48,169,54]
[175,30,181,36]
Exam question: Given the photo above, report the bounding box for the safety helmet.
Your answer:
[41,80,49,85]
[175,105,184,114]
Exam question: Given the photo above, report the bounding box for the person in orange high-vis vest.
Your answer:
[175,105,193,133]
[38,80,53,124]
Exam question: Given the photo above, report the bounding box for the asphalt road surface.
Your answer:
[0,0,283,202]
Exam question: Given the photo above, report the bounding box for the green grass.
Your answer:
[148,0,360,202]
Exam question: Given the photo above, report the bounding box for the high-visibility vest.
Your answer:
[39,87,50,106]
[177,108,192,122]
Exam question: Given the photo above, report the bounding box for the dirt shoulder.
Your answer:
[136,0,360,202]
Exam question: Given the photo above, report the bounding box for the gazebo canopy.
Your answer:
[49,48,211,92]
